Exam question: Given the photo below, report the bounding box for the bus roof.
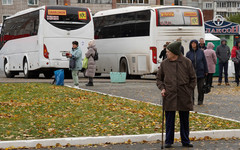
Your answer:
[5,6,45,20]
[5,5,91,20]
[94,5,201,17]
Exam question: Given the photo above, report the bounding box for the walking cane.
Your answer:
[161,96,165,149]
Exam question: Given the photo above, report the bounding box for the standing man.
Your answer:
[216,38,231,86]
[156,41,197,148]
[198,38,206,50]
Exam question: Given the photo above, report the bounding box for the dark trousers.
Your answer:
[88,77,93,83]
[206,73,213,87]
[234,63,240,84]
[165,111,190,145]
[218,62,229,83]
[192,78,205,103]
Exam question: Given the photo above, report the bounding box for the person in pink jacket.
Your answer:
[204,42,217,87]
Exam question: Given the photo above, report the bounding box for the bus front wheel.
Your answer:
[4,60,15,78]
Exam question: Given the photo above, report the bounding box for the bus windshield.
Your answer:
[45,6,91,31]
[156,8,202,26]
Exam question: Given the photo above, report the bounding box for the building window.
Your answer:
[2,0,13,5]
[227,2,231,7]
[28,0,39,5]
[160,0,164,5]
[117,0,149,4]
[232,2,236,7]
[78,0,111,3]
[78,0,90,3]
[205,2,213,9]
[49,1,56,5]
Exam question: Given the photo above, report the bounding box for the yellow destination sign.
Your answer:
[160,12,174,17]
[184,12,197,17]
[48,9,67,16]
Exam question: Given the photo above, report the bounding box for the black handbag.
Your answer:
[69,58,76,69]
[203,84,211,94]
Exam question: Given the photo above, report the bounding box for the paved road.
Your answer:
[1,70,240,149]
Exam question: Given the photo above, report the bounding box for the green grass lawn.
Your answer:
[0,83,239,141]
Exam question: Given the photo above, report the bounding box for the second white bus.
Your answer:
[93,6,205,78]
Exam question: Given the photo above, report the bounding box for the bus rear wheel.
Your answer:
[4,60,15,78]
[23,59,34,78]
[120,58,129,78]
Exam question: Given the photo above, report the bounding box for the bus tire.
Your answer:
[23,59,33,78]
[120,58,129,78]
[4,60,15,78]
[43,71,54,79]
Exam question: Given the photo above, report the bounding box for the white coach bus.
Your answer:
[0,6,94,78]
[93,6,205,78]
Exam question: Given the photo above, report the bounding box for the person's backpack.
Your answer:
[93,51,98,61]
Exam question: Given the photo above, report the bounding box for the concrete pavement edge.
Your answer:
[0,130,240,148]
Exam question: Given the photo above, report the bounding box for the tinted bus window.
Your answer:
[94,10,150,39]
[157,8,202,26]
[0,11,39,49]
[45,6,91,31]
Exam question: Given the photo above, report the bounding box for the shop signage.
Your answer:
[205,15,240,35]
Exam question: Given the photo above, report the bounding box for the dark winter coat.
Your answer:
[159,48,167,60]
[186,40,208,78]
[85,44,96,77]
[156,55,197,111]
[198,43,206,50]
[216,39,231,63]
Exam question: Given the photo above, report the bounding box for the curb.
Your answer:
[1,129,240,148]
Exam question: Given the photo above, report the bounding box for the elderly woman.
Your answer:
[85,40,97,86]
[204,42,217,88]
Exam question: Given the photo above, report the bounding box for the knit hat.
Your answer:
[166,41,181,55]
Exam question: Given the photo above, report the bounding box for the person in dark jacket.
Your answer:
[216,38,231,86]
[159,44,167,61]
[186,40,208,105]
[231,40,240,86]
[198,38,206,50]
[156,41,197,148]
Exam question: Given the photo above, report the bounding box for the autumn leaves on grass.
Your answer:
[0,83,239,141]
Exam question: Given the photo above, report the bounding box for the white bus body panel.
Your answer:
[95,37,151,75]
